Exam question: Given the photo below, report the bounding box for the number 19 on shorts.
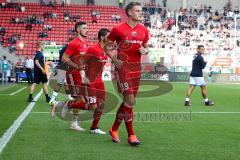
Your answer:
[120,82,129,91]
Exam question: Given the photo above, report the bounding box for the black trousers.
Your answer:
[26,68,33,84]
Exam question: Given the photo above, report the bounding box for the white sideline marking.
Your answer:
[0,89,43,154]
[30,111,240,114]
[9,86,27,96]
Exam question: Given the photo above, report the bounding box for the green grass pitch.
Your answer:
[0,82,239,160]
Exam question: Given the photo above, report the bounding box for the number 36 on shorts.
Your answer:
[88,96,97,104]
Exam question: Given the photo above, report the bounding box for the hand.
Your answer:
[77,64,86,70]
[113,59,123,69]
[82,76,90,85]
[41,69,46,74]
[139,47,148,55]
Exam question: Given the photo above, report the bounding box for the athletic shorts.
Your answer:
[56,69,66,85]
[189,76,206,86]
[66,73,84,96]
[114,62,141,96]
[34,72,48,84]
[83,80,105,105]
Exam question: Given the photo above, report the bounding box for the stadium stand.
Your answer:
[0,1,126,55]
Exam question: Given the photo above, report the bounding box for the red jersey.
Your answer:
[64,37,88,74]
[84,43,108,83]
[108,22,149,63]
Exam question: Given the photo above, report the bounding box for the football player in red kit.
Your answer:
[106,2,149,146]
[51,27,110,135]
[82,28,110,134]
[51,22,89,131]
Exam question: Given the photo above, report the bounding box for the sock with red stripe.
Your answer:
[124,106,135,137]
[91,106,103,129]
[112,103,125,131]
[68,101,88,110]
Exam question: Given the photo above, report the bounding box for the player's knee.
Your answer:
[97,103,104,111]
[75,96,85,102]
[89,104,97,110]
[124,100,135,107]
[123,95,135,106]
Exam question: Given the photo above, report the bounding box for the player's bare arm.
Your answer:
[103,39,122,69]
[61,53,83,70]
[139,43,149,55]
[35,59,45,74]
[78,55,90,85]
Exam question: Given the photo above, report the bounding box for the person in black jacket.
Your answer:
[184,45,214,106]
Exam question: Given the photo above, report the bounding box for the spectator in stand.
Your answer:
[1,2,6,8]
[0,27,6,36]
[87,0,94,5]
[91,9,97,16]
[111,14,116,21]
[48,0,54,7]
[91,9,98,23]
[40,0,45,6]
[44,24,52,31]
[92,15,97,24]
[115,14,121,22]
[39,32,48,38]
[64,11,70,22]
[26,23,32,31]
[21,5,25,12]
[54,0,57,6]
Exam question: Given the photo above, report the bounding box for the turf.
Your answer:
[0,82,239,160]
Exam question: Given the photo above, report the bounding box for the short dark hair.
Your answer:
[125,2,141,17]
[197,45,204,49]
[36,41,44,47]
[75,21,86,32]
[3,56,6,60]
[98,28,110,41]
[67,37,74,42]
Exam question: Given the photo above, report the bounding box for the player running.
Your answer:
[49,38,74,105]
[51,25,108,134]
[80,28,110,134]
[105,2,149,146]
[51,22,89,131]
[184,45,214,106]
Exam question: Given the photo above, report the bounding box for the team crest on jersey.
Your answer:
[131,31,137,37]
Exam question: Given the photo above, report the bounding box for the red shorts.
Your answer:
[66,72,84,96]
[115,62,141,96]
[83,80,105,105]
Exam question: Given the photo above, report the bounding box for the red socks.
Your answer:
[91,107,103,129]
[68,101,87,110]
[112,103,125,131]
[112,103,135,136]
[124,107,134,136]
